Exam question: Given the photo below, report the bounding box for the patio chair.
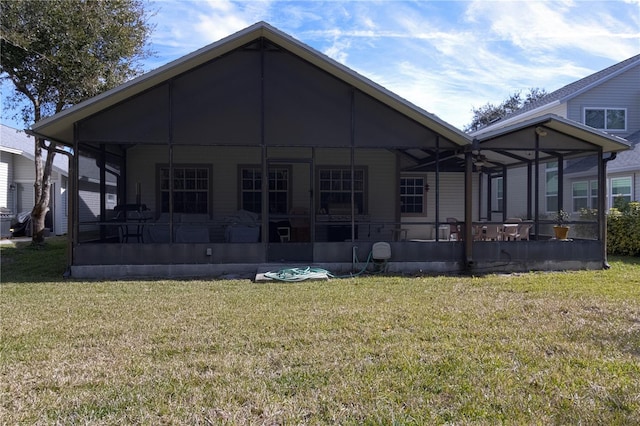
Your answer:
[516,222,533,241]
[446,217,462,241]
[483,225,501,241]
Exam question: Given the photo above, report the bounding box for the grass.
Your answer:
[1,238,639,424]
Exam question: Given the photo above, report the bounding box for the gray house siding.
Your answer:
[566,65,640,138]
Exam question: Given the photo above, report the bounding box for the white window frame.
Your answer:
[609,176,632,208]
[317,167,367,214]
[572,180,598,212]
[491,176,504,213]
[159,165,211,214]
[239,166,290,214]
[400,176,426,216]
[584,107,627,132]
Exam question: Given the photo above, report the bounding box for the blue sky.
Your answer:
[2,0,639,131]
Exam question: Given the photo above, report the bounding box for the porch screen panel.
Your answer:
[172,50,262,145]
[77,84,170,144]
[77,146,122,243]
[353,91,438,148]
[263,49,351,147]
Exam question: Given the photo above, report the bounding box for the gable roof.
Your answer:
[479,54,640,129]
[30,21,470,147]
[1,124,68,174]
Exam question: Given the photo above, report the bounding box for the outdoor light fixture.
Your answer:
[535,127,548,137]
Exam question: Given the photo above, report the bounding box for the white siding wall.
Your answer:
[399,172,479,240]
[0,151,12,211]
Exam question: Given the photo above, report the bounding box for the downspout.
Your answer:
[28,131,74,278]
[600,151,616,269]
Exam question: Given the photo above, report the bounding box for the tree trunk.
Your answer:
[30,98,57,244]
[31,136,54,243]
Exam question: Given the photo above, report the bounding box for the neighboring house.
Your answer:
[0,124,69,237]
[29,22,628,279]
[474,54,639,218]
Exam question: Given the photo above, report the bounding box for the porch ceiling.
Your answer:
[403,114,631,173]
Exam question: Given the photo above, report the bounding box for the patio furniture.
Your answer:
[516,222,533,241]
[502,223,520,241]
[483,225,502,241]
[446,217,462,241]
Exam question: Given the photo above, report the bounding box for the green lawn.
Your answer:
[1,238,639,424]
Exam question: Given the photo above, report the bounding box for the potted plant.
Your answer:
[553,209,571,240]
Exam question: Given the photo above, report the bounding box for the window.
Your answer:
[240,167,289,214]
[159,166,210,214]
[572,182,588,212]
[546,162,558,212]
[493,176,504,212]
[400,177,425,214]
[584,108,626,131]
[573,180,599,212]
[611,176,632,207]
[318,168,366,214]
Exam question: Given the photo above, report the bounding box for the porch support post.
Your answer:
[435,136,440,241]
[464,148,473,268]
[260,38,269,255]
[350,88,356,242]
[534,131,540,237]
[168,80,175,243]
[501,165,507,223]
[527,161,533,219]
[599,149,615,269]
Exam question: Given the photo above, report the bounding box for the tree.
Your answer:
[0,0,152,243]
[464,88,548,133]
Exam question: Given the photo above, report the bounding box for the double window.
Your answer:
[159,166,210,214]
[584,108,626,131]
[400,177,426,214]
[318,168,366,214]
[240,166,290,214]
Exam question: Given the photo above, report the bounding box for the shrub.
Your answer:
[607,201,640,256]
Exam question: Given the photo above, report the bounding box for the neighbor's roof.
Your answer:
[30,21,470,147]
[1,124,68,174]
[479,54,640,129]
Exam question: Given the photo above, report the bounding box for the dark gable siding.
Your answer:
[172,49,262,145]
[263,47,352,147]
[77,37,444,150]
[77,84,171,144]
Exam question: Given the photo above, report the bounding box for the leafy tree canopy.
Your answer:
[464,88,548,133]
[1,0,153,124]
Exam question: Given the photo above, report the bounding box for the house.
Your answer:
[474,54,639,221]
[0,124,68,237]
[28,22,629,279]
